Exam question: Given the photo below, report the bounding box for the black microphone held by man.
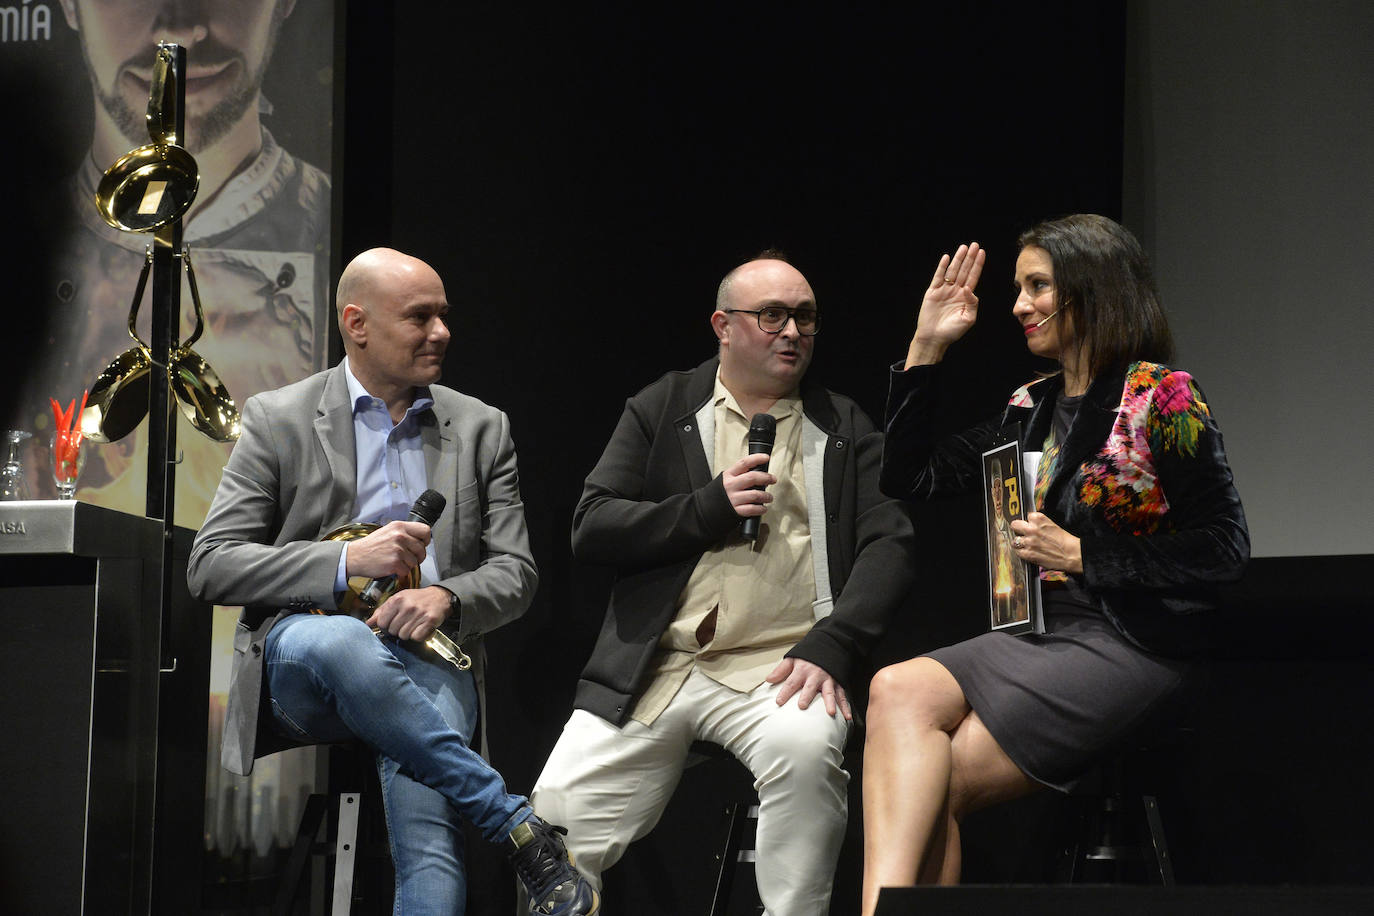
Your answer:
[741,413,776,541]
[359,488,447,605]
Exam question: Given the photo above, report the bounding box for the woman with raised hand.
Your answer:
[860,215,1248,913]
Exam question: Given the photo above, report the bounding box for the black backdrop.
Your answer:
[336,3,1126,912]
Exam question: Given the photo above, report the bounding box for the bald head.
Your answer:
[716,258,814,313]
[336,248,441,326]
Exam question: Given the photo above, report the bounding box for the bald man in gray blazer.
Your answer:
[189,248,597,916]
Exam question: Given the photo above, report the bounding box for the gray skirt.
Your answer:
[926,593,1193,792]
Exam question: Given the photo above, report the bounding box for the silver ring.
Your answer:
[1013,536,1024,549]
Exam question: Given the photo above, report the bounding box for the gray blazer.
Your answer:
[188,364,538,775]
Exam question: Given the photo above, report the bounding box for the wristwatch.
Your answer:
[443,587,462,625]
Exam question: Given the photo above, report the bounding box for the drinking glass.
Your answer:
[1,430,31,501]
[52,430,85,500]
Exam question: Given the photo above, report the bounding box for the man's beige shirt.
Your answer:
[630,373,816,725]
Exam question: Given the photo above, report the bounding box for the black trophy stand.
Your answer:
[146,41,185,673]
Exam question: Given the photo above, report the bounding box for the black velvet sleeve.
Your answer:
[880,362,1006,502]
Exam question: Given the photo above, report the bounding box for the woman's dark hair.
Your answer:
[1018,214,1174,378]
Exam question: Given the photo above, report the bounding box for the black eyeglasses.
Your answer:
[723,306,820,336]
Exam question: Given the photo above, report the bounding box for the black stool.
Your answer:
[1056,733,1193,885]
[707,797,760,916]
[275,745,392,915]
[689,741,763,916]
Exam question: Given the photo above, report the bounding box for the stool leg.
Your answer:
[740,804,761,916]
[275,794,329,916]
[1141,795,1175,886]
[1056,800,1086,883]
[738,803,759,866]
[707,802,745,916]
[331,793,361,916]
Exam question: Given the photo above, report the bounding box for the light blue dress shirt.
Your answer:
[333,357,441,597]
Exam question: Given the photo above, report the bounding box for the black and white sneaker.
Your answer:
[509,816,599,916]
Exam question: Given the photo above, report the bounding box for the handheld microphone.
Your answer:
[1033,310,1058,328]
[740,413,776,541]
[359,488,447,606]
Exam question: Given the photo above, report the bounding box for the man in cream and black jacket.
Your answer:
[529,254,915,915]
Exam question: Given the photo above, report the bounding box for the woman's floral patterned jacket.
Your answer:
[882,360,1249,656]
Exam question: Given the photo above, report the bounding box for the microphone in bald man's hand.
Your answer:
[741,413,776,541]
[360,488,447,606]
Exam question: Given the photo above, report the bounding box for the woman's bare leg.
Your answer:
[912,709,1037,888]
[860,658,970,916]
[862,668,1042,913]
[915,808,961,885]
[947,709,1040,820]
[922,709,1041,885]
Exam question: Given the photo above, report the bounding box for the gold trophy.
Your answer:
[315,513,472,672]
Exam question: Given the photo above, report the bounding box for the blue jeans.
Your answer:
[265,613,532,916]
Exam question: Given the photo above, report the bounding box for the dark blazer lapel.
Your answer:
[1042,367,1126,508]
[675,359,719,488]
[313,366,358,534]
[676,409,713,488]
[1011,376,1059,452]
[422,401,457,573]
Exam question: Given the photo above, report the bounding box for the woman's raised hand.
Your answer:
[905,242,985,368]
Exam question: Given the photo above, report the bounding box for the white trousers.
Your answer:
[530,668,850,916]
